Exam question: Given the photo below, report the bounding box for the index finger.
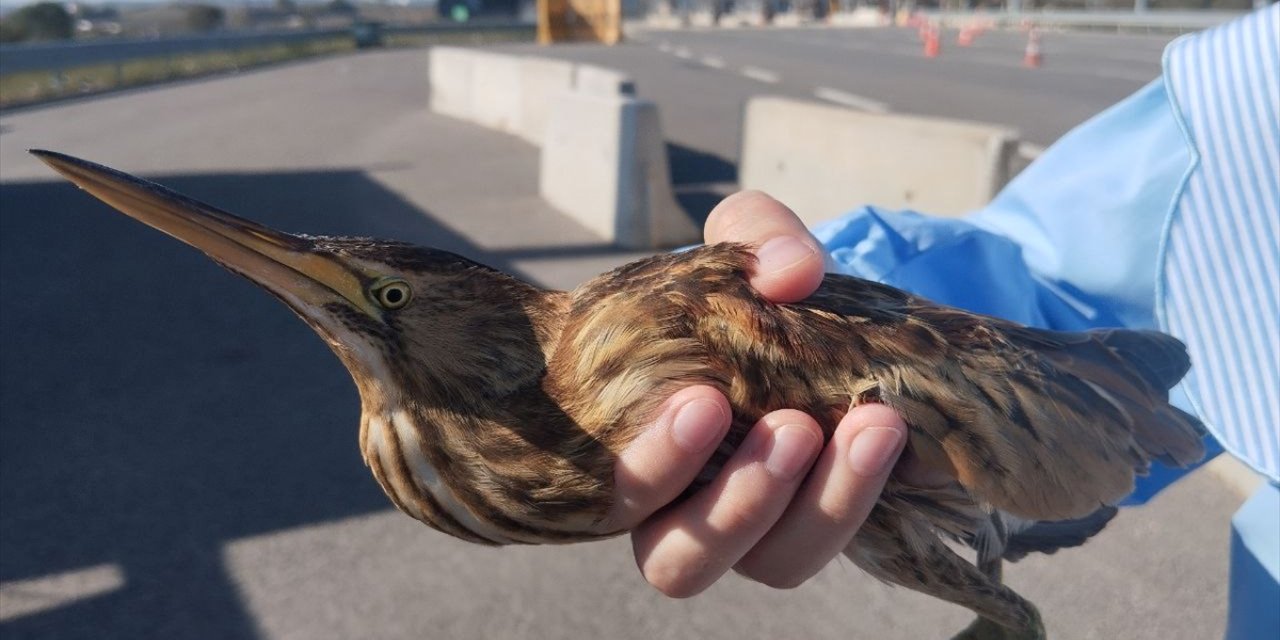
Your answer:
[605,385,731,531]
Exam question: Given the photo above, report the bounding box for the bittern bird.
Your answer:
[35,150,1206,640]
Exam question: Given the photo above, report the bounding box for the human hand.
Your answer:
[606,191,912,597]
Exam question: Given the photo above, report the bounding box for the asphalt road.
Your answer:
[0,25,1242,640]
[500,24,1178,192]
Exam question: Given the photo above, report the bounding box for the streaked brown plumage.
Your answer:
[35,150,1205,640]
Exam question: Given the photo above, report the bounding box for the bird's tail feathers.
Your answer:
[1095,329,1208,468]
[1040,328,1208,470]
[1094,329,1191,395]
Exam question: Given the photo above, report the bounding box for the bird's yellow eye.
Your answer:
[371,279,412,310]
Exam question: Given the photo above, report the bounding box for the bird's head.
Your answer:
[31,151,553,407]
[32,151,594,545]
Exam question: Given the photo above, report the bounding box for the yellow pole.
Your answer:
[537,0,552,44]
[605,0,622,44]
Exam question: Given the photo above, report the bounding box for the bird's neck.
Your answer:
[357,384,616,545]
[381,280,566,402]
[354,286,616,544]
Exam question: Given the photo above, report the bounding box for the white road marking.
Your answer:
[0,563,126,622]
[740,66,780,83]
[700,56,725,69]
[657,42,672,53]
[813,87,890,113]
[673,47,693,59]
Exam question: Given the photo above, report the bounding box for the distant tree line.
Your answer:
[0,2,234,43]
[185,4,225,32]
[0,2,73,43]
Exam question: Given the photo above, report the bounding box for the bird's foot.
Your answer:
[951,615,1046,640]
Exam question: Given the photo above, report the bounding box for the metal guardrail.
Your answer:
[0,20,534,76]
[920,10,1247,32]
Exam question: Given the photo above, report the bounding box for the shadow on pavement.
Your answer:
[666,142,737,229]
[667,142,736,187]
[0,170,524,639]
[489,243,631,262]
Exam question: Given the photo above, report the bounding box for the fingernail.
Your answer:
[671,399,728,453]
[764,424,820,481]
[848,427,905,477]
[756,236,816,274]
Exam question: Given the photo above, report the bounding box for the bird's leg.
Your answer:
[952,615,1042,640]
[947,542,1040,640]
[846,514,1045,640]
[978,553,1003,584]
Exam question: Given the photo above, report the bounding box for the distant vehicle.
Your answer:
[351,20,384,48]
[437,0,522,21]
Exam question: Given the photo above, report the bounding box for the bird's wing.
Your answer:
[798,274,1206,522]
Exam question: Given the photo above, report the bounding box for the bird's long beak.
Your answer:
[31,150,381,318]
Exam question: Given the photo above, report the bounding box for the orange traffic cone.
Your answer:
[1023,29,1042,68]
[957,25,975,47]
[924,26,941,58]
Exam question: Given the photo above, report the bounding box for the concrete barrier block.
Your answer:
[772,12,806,27]
[739,96,1018,225]
[428,46,475,120]
[829,8,890,27]
[540,91,697,249]
[688,10,716,27]
[644,14,683,28]
[469,51,524,133]
[515,57,575,145]
[574,64,636,96]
